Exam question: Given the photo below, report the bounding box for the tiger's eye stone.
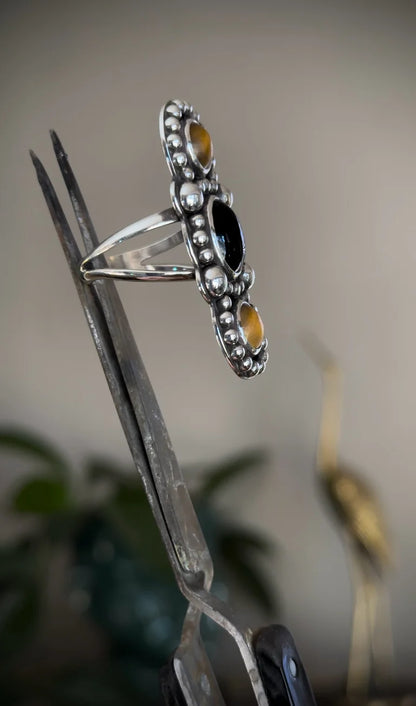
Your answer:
[189,122,213,169]
[239,303,264,350]
[212,200,245,273]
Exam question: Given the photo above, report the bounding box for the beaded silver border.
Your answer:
[160,99,268,379]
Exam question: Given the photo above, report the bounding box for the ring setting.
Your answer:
[80,99,268,379]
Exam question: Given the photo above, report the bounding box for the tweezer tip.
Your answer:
[29,149,46,180]
[50,129,67,159]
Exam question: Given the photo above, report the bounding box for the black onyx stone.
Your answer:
[212,200,245,273]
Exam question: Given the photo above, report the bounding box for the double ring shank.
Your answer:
[80,207,195,282]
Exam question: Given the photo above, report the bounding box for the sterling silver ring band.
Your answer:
[80,208,194,282]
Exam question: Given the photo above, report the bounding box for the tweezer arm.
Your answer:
[31,138,212,591]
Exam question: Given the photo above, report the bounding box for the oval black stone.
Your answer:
[212,200,245,273]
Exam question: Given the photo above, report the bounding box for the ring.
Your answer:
[80,99,268,379]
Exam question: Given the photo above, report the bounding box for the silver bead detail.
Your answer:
[218,295,232,311]
[204,267,228,297]
[263,351,269,364]
[262,338,269,351]
[224,329,239,345]
[231,345,245,360]
[172,99,185,112]
[226,282,234,295]
[242,264,255,288]
[192,230,208,247]
[200,179,210,193]
[199,249,214,264]
[173,152,187,167]
[251,361,259,376]
[257,362,265,374]
[220,186,233,206]
[180,182,203,212]
[165,117,180,132]
[167,133,182,150]
[191,214,205,228]
[241,357,253,371]
[182,167,194,180]
[219,311,234,327]
[165,103,182,118]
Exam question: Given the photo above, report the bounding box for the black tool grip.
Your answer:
[160,657,188,706]
[254,624,317,706]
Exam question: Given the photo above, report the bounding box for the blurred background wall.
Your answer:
[1,0,416,688]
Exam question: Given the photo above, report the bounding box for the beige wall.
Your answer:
[1,0,416,684]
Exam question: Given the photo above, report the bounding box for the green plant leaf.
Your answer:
[0,539,43,660]
[0,581,39,659]
[0,540,42,582]
[218,528,277,614]
[0,428,69,474]
[52,666,151,706]
[44,510,83,543]
[196,448,269,501]
[106,485,170,575]
[12,476,70,514]
[85,457,134,486]
[231,555,276,614]
[219,538,276,614]
[218,526,275,556]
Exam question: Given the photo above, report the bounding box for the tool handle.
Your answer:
[160,658,188,706]
[254,624,317,706]
[161,624,316,706]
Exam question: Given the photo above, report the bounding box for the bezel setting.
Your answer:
[207,197,245,278]
[185,120,214,174]
[160,99,268,379]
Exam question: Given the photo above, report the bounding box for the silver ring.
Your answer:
[80,99,268,379]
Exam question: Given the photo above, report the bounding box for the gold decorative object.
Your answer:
[303,335,394,699]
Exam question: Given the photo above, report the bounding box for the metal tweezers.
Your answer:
[31,132,317,706]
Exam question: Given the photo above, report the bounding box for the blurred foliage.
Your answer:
[0,427,277,705]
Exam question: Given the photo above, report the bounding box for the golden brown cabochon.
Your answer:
[239,302,264,349]
[189,122,213,169]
